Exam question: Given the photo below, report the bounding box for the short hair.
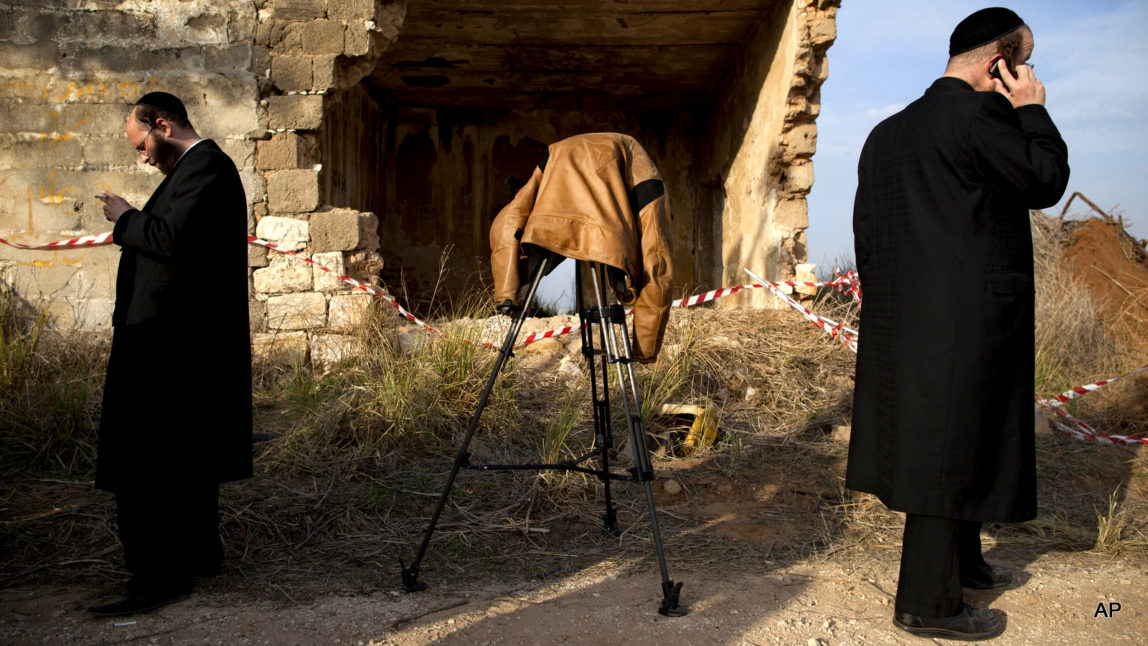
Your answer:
[950,25,1027,68]
[132,92,192,129]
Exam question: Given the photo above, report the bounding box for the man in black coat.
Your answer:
[848,8,1069,640]
[89,92,252,616]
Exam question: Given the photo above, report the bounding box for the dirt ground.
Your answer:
[3,212,1146,645]
[2,537,1145,645]
[4,421,1146,646]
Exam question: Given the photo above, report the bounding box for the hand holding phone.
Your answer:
[989,57,1044,107]
[989,59,1014,88]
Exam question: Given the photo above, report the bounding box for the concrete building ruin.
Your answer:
[0,0,839,364]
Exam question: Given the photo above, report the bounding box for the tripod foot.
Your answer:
[658,580,687,617]
[601,508,620,537]
[400,560,428,592]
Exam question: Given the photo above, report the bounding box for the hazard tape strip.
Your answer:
[246,237,444,339]
[0,232,445,338]
[516,274,863,347]
[745,268,859,353]
[1,232,114,249]
[8,232,1141,445]
[1035,364,1148,445]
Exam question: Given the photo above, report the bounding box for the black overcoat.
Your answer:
[96,139,252,491]
[847,78,1069,522]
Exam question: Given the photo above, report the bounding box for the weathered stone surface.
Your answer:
[328,293,372,332]
[253,252,313,293]
[301,19,345,55]
[266,292,326,330]
[343,21,371,56]
[71,297,114,329]
[783,160,815,194]
[328,0,375,22]
[783,122,819,156]
[252,330,309,366]
[256,132,303,170]
[311,251,347,291]
[249,299,267,331]
[794,262,818,296]
[268,94,323,130]
[270,54,312,91]
[310,333,361,368]
[310,208,378,252]
[248,243,270,268]
[773,198,808,231]
[311,54,338,90]
[266,169,319,213]
[254,215,309,250]
[271,0,327,22]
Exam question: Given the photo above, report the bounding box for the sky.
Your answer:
[806,0,1148,267]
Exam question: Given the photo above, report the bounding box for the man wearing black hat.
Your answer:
[89,93,252,616]
[848,8,1069,640]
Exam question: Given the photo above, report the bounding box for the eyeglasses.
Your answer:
[135,124,154,153]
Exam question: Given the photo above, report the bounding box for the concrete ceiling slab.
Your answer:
[368,0,782,110]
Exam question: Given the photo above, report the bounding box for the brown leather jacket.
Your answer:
[490,133,674,362]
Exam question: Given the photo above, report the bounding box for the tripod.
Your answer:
[400,253,686,617]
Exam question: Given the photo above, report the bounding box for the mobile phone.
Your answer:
[989,59,1014,85]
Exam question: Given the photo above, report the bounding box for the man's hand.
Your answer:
[994,63,1045,108]
[97,192,134,223]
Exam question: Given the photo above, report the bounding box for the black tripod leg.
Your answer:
[400,255,551,592]
[577,261,619,536]
[588,263,686,617]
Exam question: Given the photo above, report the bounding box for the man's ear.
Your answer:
[986,54,1004,76]
[153,117,173,136]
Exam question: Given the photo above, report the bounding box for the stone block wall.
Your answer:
[0,0,405,367]
[701,0,839,307]
[0,0,259,328]
[1,0,839,365]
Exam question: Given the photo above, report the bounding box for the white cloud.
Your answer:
[864,103,905,120]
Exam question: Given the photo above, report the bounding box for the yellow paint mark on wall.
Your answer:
[39,172,75,205]
[32,260,54,267]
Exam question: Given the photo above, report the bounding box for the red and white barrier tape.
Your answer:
[0,232,445,337]
[8,232,1142,445]
[1035,364,1148,445]
[515,274,862,347]
[246,237,443,339]
[1,232,114,249]
[745,268,860,353]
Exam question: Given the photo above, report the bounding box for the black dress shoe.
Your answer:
[893,603,1004,641]
[962,563,1013,590]
[87,589,190,617]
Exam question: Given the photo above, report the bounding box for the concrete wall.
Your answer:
[319,98,706,310]
[701,0,838,307]
[0,0,260,328]
[1,0,838,358]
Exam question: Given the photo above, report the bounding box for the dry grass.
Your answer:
[2,213,1146,592]
[0,291,106,476]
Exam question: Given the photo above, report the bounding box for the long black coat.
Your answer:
[847,78,1069,522]
[96,140,252,492]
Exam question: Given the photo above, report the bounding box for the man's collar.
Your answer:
[176,138,207,163]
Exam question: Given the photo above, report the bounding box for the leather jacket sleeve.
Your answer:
[630,192,674,362]
[490,166,542,307]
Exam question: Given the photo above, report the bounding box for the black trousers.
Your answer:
[115,481,221,594]
[895,514,987,617]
